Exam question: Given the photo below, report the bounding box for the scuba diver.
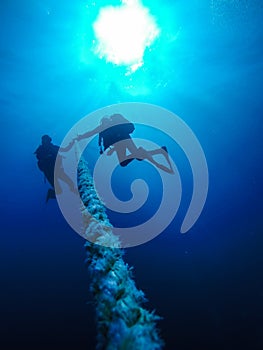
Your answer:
[75,114,173,173]
[34,135,75,202]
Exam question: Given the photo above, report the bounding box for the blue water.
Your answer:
[1,1,263,349]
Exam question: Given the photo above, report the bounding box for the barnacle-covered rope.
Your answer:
[77,158,164,350]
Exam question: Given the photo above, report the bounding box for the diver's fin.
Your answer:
[120,158,135,167]
[46,188,56,203]
[161,146,174,173]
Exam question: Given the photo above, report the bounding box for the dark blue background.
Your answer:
[1,1,263,349]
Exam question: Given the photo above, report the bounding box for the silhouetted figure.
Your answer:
[34,135,75,202]
[76,114,173,173]
[98,115,135,156]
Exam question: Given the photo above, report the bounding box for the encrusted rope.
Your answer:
[77,158,164,350]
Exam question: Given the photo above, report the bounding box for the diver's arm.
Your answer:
[76,125,102,141]
[59,141,74,152]
[60,125,102,152]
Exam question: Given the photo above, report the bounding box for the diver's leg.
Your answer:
[43,166,55,187]
[46,188,56,202]
[125,140,170,164]
[115,144,136,167]
[57,168,76,192]
[54,176,62,194]
[119,158,135,167]
[113,139,173,173]
[125,138,138,154]
[121,139,143,164]
[148,146,173,169]
[146,155,173,173]
[136,147,174,174]
[121,139,173,173]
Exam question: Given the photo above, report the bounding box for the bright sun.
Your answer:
[92,0,160,72]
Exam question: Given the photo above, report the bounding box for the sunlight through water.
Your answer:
[92,0,160,73]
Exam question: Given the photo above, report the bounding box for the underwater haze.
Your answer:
[1,0,263,349]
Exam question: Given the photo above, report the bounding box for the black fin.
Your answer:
[46,188,56,203]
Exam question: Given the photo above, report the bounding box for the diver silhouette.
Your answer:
[34,135,75,202]
[75,114,173,173]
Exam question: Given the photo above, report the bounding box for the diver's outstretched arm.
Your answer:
[60,141,75,152]
[76,125,102,141]
[60,125,103,152]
